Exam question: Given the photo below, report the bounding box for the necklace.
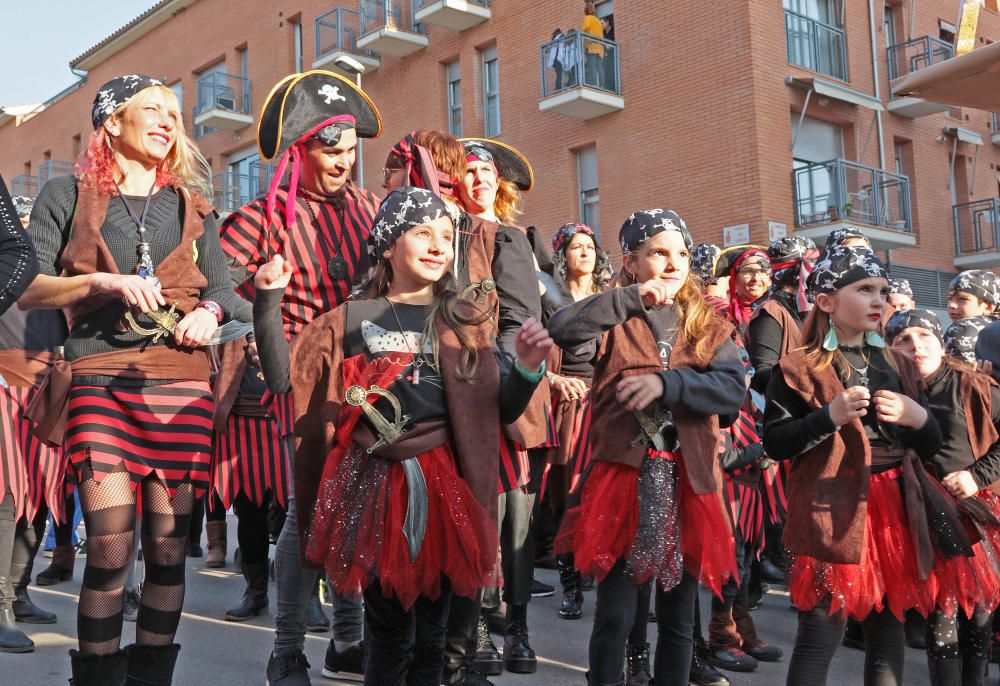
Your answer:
[842,346,870,386]
[386,297,423,386]
[302,198,350,281]
[115,182,159,287]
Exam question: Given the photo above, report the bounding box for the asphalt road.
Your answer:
[0,518,955,685]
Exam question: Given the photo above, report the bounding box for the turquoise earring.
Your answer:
[822,316,839,351]
[865,330,886,348]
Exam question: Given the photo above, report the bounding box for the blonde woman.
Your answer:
[22,75,248,685]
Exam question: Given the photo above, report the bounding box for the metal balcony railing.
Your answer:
[359,0,425,36]
[992,112,1000,133]
[887,35,953,81]
[540,32,621,97]
[793,159,912,232]
[37,160,74,190]
[10,175,38,199]
[316,7,377,59]
[954,198,1000,255]
[413,0,488,7]
[195,72,252,118]
[212,165,282,212]
[784,9,848,81]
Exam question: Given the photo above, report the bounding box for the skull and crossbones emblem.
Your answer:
[318,84,346,104]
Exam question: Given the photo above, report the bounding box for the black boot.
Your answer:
[0,577,32,653]
[446,667,497,686]
[926,655,962,686]
[585,670,625,686]
[36,544,74,586]
[224,561,268,621]
[905,609,927,649]
[691,634,732,686]
[963,655,989,686]
[12,584,56,624]
[557,555,583,620]
[69,648,128,685]
[473,611,503,676]
[503,604,537,674]
[842,616,864,650]
[124,643,180,685]
[625,641,651,686]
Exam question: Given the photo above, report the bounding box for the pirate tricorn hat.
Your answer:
[460,138,534,192]
[713,244,769,279]
[257,70,381,162]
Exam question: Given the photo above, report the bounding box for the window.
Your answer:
[482,46,500,137]
[884,5,897,48]
[791,114,844,222]
[446,61,463,137]
[784,0,838,24]
[226,146,263,210]
[169,81,184,124]
[239,48,249,81]
[292,20,303,72]
[576,146,600,238]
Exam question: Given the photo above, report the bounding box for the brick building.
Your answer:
[2,0,999,308]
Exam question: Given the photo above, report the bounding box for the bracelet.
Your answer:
[196,300,223,324]
[515,360,547,383]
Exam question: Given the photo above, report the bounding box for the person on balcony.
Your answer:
[582,1,605,89]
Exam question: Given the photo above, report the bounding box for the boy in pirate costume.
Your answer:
[217,70,381,686]
[948,270,1000,322]
[887,278,915,313]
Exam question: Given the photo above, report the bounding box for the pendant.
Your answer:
[412,364,420,386]
[328,256,349,280]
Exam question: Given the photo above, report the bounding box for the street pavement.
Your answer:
[1,518,949,685]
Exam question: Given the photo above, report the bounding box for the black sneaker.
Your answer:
[266,650,311,686]
[321,640,364,682]
[530,578,554,598]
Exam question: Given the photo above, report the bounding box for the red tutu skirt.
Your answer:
[555,450,737,596]
[306,442,498,611]
[789,468,1000,621]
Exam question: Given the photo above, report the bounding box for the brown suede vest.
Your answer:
[960,369,1000,460]
[752,298,803,357]
[778,348,923,564]
[290,302,501,567]
[589,313,735,495]
[59,181,213,326]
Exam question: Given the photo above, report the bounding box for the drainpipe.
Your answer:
[868,0,886,171]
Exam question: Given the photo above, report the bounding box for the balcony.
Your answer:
[314,7,381,74]
[793,159,915,250]
[954,198,1000,269]
[886,36,954,118]
[211,165,278,215]
[538,32,623,120]
[357,1,428,58]
[37,160,74,190]
[194,72,253,132]
[414,0,489,32]
[784,9,847,81]
[10,174,38,199]
[992,113,1000,146]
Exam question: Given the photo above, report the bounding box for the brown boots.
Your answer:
[205,521,227,568]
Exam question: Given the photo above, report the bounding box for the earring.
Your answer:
[865,331,886,348]
[822,315,839,351]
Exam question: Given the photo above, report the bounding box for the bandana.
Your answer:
[91,74,165,130]
[949,270,1000,307]
[885,308,943,344]
[552,223,595,254]
[807,245,888,296]
[944,316,993,363]
[724,247,770,328]
[367,187,452,258]
[888,278,913,298]
[11,195,33,220]
[768,235,819,313]
[824,226,871,252]
[618,209,692,255]
[390,133,459,197]
[691,243,722,284]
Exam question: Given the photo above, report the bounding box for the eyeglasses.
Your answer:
[737,267,771,279]
[382,167,403,185]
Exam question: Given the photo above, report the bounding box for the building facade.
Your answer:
[2,0,999,309]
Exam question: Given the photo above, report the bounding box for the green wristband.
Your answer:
[514,360,546,383]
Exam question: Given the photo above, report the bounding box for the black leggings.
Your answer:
[786,601,904,686]
[76,469,194,655]
[11,505,47,587]
[589,559,697,686]
[926,604,991,686]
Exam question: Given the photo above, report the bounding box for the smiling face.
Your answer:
[383,215,456,290]
[458,159,499,218]
[948,290,994,321]
[623,230,690,300]
[733,255,771,303]
[564,232,597,279]
[891,326,944,378]
[105,87,179,166]
[816,276,889,343]
[300,128,358,196]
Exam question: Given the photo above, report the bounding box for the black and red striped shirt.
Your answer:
[220,183,380,340]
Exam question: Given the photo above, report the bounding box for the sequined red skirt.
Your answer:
[306,442,498,611]
[789,468,1000,621]
[555,450,737,596]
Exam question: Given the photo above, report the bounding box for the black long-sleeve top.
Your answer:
[924,364,1000,489]
[546,285,746,425]
[748,290,803,393]
[253,289,538,426]
[763,345,942,467]
[0,177,38,317]
[492,225,543,360]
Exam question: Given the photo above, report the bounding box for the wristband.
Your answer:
[515,360,546,383]
[196,300,223,324]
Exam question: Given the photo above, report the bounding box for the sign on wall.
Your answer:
[722,223,750,247]
[768,221,788,242]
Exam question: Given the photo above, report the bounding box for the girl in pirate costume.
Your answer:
[886,308,1000,686]
[21,75,249,684]
[763,246,991,686]
[549,209,746,686]
[251,186,552,685]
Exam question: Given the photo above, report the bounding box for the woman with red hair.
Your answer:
[21,75,248,685]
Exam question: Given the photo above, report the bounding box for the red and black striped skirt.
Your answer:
[64,381,213,498]
[262,391,295,438]
[498,432,531,494]
[760,460,790,525]
[0,385,64,522]
[211,412,288,509]
[724,474,764,554]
